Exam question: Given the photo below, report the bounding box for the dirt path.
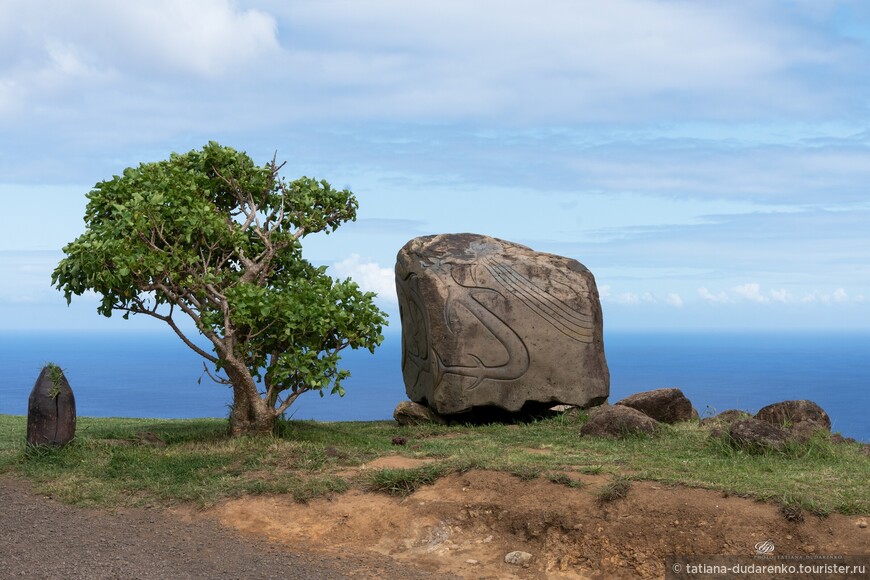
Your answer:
[0,476,432,580]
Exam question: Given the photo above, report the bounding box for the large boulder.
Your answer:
[395,233,609,416]
[580,405,659,439]
[615,388,694,424]
[755,400,831,431]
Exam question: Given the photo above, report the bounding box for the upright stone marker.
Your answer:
[396,233,609,415]
[26,365,76,446]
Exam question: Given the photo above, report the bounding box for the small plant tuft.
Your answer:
[43,362,66,398]
[509,464,540,481]
[364,464,446,496]
[597,477,632,504]
[547,472,585,488]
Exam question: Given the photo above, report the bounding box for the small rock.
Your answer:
[615,388,694,424]
[729,418,789,452]
[700,409,751,426]
[465,559,479,565]
[391,436,407,446]
[755,400,831,431]
[393,401,446,426]
[504,551,533,566]
[858,520,868,529]
[135,431,166,447]
[580,405,659,439]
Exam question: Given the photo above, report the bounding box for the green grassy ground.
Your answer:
[1,413,867,515]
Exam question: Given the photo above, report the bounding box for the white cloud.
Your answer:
[331,254,397,305]
[697,283,860,306]
[601,289,682,307]
[253,0,859,121]
[698,287,731,303]
[802,287,852,304]
[0,0,280,117]
[734,282,769,303]
[94,0,280,77]
[769,288,792,303]
[665,293,684,308]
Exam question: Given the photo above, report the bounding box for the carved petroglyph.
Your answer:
[397,272,432,392]
[482,257,593,343]
[396,233,609,415]
[435,268,530,390]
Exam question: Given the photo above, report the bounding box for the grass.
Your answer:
[363,464,447,496]
[0,413,867,515]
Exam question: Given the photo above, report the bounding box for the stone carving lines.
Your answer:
[481,257,593,343]
[437,280,530,390]
[397,271,431,391]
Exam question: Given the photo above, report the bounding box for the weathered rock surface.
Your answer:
[395,233,609,416]
[393,401,446,426]
[788,420,829,443]
[728,418,789,452]
[615,388,694,424]
[700,409,751,426]
[580,405,659,439]
[755,400,831,431]
[26,365,76,447]
[504,551,533,566]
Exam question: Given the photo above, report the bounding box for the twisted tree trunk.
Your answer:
[223,363,276,436]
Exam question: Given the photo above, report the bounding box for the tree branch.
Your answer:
[200,361,231,385]
[275,388,308,416]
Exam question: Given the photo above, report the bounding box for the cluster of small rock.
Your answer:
[579,387,695,438]
[703,399,847,452]
[577,388,859,453]
[396,387,865,455]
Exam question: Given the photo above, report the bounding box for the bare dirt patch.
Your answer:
[210,470,868,579]
[360,455,436,470]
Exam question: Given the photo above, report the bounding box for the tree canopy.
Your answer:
[52,142,387,435]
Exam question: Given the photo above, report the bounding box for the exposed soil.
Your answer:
[3,462,868,579]
[211,459,869,579]
[0,476,431,580]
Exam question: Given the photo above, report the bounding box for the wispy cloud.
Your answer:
[698,288,731,304]
[600,287,684,308]
[262,0,866,122]
[697,283,862,305]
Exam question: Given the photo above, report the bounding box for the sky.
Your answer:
[1,0,869,332]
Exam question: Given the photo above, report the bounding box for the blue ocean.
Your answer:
[1,330,867,442]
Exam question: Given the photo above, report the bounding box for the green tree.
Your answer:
[52,142,387,436]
